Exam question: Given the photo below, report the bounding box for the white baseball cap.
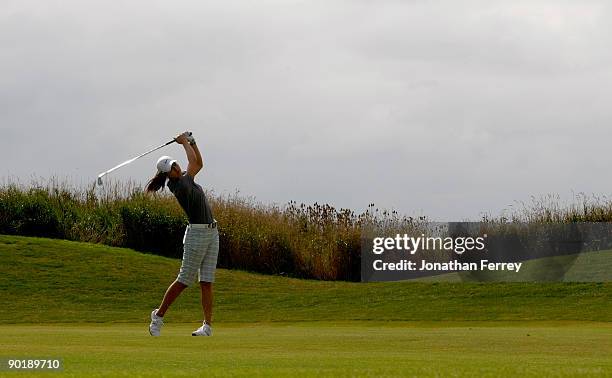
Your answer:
[156,156,177,173]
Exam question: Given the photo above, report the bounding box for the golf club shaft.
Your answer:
[97,139,175,180]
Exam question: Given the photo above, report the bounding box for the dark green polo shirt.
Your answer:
[167,172,214,224]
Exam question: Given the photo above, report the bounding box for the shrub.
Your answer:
[0,186,60,238]
[119,194,187,258]
[2,180,612,281]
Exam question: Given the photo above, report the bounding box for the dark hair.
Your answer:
[146,171,168,193]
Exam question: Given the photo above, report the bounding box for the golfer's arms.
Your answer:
[182,142,202,177]
[192,142,203,168]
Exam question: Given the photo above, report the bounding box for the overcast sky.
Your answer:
[2,0,611,220]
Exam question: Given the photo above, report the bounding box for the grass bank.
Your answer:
[1,235,610,323]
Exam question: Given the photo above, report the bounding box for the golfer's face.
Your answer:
[169,163,181,178]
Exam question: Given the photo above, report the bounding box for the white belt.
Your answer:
[189,221,217,229]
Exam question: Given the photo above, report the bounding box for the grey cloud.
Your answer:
[1,0,611,220]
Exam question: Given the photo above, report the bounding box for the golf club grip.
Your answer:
[169,132,192,144]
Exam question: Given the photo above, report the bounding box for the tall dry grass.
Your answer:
[0,179,396,280]
[2,179,612,280]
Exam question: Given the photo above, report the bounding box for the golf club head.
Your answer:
[97,176,103,186]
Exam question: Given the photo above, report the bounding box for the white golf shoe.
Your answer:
[149,309,164,336]
[192,322,212,336]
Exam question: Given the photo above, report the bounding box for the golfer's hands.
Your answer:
[175,132,189,145]
[186,133,196,145]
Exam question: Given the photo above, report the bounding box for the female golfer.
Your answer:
[147,131,219,337]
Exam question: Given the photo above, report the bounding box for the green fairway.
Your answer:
[1,322,611,377]
[1,235,611,376]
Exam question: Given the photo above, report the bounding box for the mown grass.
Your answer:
[1,235,610,323]
[1,322,611,377]
[1,235,611,377]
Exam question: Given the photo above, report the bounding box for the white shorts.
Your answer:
[176,224,219,285]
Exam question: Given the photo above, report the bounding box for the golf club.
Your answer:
[96,133,191,186]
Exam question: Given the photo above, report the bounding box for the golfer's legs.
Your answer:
[158,225,205,317]
[198,228,219,323]
[177,225,207,286]
[198,228,219,283]
[200,282,213,324]
[157,280,187,317]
